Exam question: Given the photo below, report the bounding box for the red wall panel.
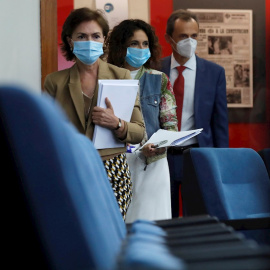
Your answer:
[150,0,173,58]
[57,0,74,70]
[57,0,73,45]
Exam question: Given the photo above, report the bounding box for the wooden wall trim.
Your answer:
[40,0,58,90]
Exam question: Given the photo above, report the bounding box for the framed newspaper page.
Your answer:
[189,9,253,108]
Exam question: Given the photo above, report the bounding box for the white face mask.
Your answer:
[171,37,197,58]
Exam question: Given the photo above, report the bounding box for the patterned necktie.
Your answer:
[173,66,186,131]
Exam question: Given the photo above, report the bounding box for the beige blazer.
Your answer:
[43,59,145,160]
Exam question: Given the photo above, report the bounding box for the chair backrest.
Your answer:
[0,85,126,270]
[258,148,270,177]
[182,148,270,220]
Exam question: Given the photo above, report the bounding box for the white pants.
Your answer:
[125,152,172,223]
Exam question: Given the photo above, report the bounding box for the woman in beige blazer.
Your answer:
[44,7,145,220]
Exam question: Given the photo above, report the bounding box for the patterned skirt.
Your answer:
[103,153,132,220]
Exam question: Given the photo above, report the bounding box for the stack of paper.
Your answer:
[138,128,203,150]
[93,79,139,149]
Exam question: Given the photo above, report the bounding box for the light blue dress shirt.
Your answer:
[170,53,197,145]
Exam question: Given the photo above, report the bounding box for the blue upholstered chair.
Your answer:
[182,147,270,245]
[182,148,270,220]
[2,86,270,270]
[0,85,183,270]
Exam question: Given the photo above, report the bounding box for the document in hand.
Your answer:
[139,128,203,149]
[93,79,139,149]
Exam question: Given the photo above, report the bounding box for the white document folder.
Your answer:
[93,80,139,149]
[138,128,203,150]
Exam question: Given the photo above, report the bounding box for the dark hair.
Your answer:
[166,9,199,36]
[60,7,109,61]
[105,19,161,70]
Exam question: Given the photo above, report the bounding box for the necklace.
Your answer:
[82,91,92,99]
[82,92,93,130]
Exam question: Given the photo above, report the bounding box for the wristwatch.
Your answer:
[114,118,122,130]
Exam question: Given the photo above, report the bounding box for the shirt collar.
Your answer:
[170,53,196,71]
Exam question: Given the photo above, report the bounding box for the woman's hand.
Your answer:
[141,143,166,158]
[92,97,119,130]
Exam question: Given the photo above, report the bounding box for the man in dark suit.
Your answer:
[161,9,229,218]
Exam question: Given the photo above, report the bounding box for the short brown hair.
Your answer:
[60,7,109,61]
[166,9,199,36]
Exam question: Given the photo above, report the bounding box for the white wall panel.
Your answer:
[0,0,41,93]
[75,0,149,22]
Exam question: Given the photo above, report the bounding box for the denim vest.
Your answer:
[139,72,162,139]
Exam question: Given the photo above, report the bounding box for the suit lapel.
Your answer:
[87,59,110,126]
[68,64,85,129]
[87,59,107,118]
[98,59,111,79]
[161,56,171,77]
[67,59,111,131]
[194,56,206,122]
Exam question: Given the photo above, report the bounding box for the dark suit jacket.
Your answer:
[161,55,229,147]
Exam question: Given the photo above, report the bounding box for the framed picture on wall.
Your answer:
[96,0,129,29]
[189,9,253,108]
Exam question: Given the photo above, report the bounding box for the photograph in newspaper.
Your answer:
[189,9,253,108]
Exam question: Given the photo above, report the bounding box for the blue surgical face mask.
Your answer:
[125,47,151,68]
[72,40,103,65]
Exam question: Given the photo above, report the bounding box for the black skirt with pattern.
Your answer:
[103,153,132,220]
